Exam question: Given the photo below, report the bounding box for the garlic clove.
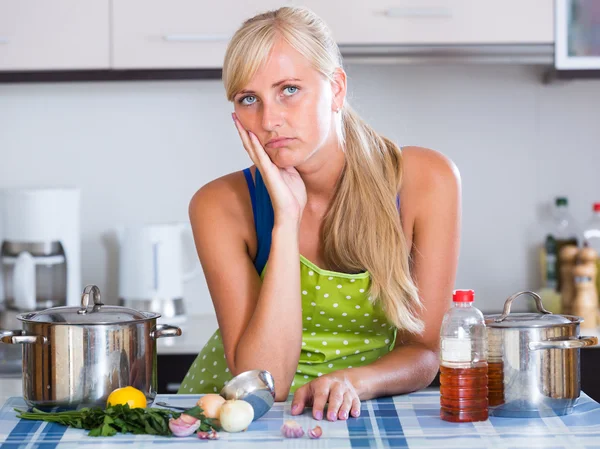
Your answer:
[308,425,323,439]
[179,413,199,425]
[281,420,305,438]
[197,429,219,440]
[169,415,201,437]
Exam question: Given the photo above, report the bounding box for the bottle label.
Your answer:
[441,337,472,363]
[545,235,558,287]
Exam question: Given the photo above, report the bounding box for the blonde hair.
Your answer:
[223,6,424,334]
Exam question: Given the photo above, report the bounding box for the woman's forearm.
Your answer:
[345,344,440,401]
[234,221,303,400]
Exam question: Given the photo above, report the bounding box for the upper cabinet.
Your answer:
[111,0,293,69]
[297,0,553,45]
[0,0,110,70]
[0,0,555,73]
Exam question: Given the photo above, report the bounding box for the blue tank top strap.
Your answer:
[244,168,400,275]
[242,168,274,275]
[242,168,257,225]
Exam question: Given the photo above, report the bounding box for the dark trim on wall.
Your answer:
[542,68,600,84]
[0,68,223,83]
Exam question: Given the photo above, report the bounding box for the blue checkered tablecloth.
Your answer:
[1,389,600,448]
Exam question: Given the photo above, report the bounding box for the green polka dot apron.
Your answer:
[177,168,398,395]
[178,256,396,394]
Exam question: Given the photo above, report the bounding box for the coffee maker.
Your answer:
[0,187,81,375]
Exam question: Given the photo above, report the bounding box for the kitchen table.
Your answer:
[1,389,600,449]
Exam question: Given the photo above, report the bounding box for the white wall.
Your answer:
[1,63,600,315]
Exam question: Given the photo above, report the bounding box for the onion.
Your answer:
[196,394,225,425]
[219,399,254,432]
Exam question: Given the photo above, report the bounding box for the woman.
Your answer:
[179,6,461,423]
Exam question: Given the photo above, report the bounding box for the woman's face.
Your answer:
[232,38,345,168]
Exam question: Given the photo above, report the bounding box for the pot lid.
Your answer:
[485,291,581,328]
[18,285,159,325]
[485,312,576,328]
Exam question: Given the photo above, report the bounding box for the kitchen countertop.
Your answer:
[0,377,21,406]
[4,313,600,359]
[156,314,217,355]
[1,389,600,448]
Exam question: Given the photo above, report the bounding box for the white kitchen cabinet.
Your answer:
[296,0,554,45]
[0,0,110,71]
[111,0,293,69]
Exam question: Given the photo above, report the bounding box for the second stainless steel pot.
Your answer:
[485,291,597,417]
[0,284,182,410]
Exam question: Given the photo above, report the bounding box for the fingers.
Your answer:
[351,396,361,418]
[232,113,271,170]
[338,392,353,420]
[291,385,311,416]
[231,113,255,161]
[311,389,329,421]
[325,384,345,421]
[247,128,274,171]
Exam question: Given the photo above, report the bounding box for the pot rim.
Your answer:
[16,310,162,326]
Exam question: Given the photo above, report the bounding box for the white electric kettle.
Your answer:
[116,222,201,320]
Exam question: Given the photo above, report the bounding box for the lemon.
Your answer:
[106,386,147,409]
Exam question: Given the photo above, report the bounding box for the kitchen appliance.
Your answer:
[0,284,182,409]
[485,291,598,418]
[117,222,201,321]
[0,187,81,376]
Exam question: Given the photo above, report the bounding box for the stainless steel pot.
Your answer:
[485,291,598,417]
[0,284,182,409]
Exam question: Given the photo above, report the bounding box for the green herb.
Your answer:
[178,406,216,432]
[14,404,215,437]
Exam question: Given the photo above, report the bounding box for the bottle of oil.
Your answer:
[550,197,579,292]
[439,289,488,423]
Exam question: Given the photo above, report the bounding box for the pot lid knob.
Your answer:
[77,284,104,315]
[495,291,552,322]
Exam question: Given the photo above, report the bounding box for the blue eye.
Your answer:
[240,95,256,105]
[283,86,298,96]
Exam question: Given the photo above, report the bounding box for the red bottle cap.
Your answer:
[453,289,475,302]
[594,203,600,212]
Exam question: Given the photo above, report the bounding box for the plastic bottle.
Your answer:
[582,202,600,294]
[439,289,488,423]
[537,234,562,314]
[550,197,579,292]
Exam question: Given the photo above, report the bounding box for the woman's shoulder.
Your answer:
[400,146,461,196]
[398,146,461,232]
[188,167,256,241]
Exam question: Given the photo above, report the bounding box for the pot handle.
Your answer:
[0,330,47,345]
[151,324,182,340]
[495,291,552,323]
[529,336,598,350]
[78,284,104,315]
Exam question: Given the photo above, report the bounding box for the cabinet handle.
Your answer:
[0,37,9,44]
[163,34,230,43]
[382,6,452,18]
